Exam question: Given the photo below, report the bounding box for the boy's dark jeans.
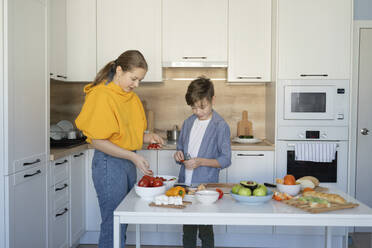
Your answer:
[183,225,215,248]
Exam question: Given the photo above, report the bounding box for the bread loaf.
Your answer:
[297,176,320,187]
[296,179,315,189]
[303,191,346,204]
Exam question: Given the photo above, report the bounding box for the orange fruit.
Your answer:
[303,187,314,192]
[283,175,296,185]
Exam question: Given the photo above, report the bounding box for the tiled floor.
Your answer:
[78,232,372,248]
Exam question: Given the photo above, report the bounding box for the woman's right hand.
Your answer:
[132,153,153,176]
[174,150,185,162]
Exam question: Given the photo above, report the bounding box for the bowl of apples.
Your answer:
[230,181,273,205]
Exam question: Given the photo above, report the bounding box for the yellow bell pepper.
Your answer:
[165,186,186,198]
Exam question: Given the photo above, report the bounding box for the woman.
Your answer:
[75,50,164,248]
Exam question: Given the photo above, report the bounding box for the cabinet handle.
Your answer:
[55,159,68,166]
[24,169,41,178]
[237,154,264,157]
[73,152,84,158]
[300,74,328,77]
[182,56,207,59]
[55,183,68,192]
[23,159,41,166]
[237,76,262,79]
[55,208,68,217]
[56,75,67,79]
[49,73,53,76]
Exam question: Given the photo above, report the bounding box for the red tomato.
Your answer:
[149,177,155,187]
[216,188,224,200]
[138,178,150,187]
[153,179,163,187]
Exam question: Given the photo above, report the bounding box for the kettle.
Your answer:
[167,125,180,141]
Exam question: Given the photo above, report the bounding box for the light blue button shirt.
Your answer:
[177,111,231,184]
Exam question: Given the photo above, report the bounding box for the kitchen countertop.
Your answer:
[50,140,274,161]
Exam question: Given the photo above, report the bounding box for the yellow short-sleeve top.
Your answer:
[75,81,147,151]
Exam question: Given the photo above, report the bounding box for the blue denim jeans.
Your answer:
[92,149,137,248]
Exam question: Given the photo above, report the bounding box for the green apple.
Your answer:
[232,184,242,194]
[253,187,266,196]
[258,184,268,194]
[238,187,251,196]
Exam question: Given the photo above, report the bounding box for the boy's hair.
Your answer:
[185,76,215,106]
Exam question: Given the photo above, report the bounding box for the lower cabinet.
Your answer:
[51,203,70,248]
[49,157,71,248]
[70,151,86,246]
[48,151,86,248]
[227,150,274,235]
[6,164,47,248]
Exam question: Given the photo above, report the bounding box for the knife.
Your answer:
[264,182,276,188]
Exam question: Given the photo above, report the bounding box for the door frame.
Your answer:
[349,21,372,198]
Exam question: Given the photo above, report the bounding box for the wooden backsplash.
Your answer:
[50,68,267,139]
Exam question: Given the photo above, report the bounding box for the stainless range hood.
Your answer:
[163,61,227,68]
[162,56,227,68]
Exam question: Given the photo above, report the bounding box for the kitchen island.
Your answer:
[114,188,372,248]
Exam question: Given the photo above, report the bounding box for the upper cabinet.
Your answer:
[97,0,162,82]
[162,0,228,67]
[228,0,272,83]
[66,0,97,82]
[277,0,352,80]
[49,0,96,82]
[49,0,67,81]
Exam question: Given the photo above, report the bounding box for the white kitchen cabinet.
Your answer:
[6,164,47,248]
[48,156,70,248]
[277,0,352,79]
[227,150,274,234]
[66,0,96,82]
[49,0,67,81]
[51,203,70,248]
[162,0,228,67]
[228,0,272,83]
[97,0,162,82]
[5,0,48,176]
[70,152,86,246]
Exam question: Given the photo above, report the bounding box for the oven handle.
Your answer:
[287,143,339,148]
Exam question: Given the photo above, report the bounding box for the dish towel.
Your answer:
[294,143,337,163]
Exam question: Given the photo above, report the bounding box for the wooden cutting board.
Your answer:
[237,111,253,136]
[282,199,359,213]
[149,201,192,209]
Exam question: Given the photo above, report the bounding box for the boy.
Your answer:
[174,76,231,248]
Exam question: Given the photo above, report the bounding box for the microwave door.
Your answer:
[284,86,335,120]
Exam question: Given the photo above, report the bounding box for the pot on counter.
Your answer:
[167,125,180,141]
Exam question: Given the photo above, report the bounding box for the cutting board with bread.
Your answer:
[283,191,359,213]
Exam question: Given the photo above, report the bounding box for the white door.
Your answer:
[355,28,372,232]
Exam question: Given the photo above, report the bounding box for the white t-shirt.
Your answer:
[184,118,211,185]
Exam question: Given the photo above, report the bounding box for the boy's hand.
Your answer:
[184,158,200,170]
[174,151,184,162]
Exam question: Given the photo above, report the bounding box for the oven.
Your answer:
[277,79,349,127]
[276,127,348,192]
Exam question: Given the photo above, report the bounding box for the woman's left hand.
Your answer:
[144,133,165,146]
[184,158,200,170]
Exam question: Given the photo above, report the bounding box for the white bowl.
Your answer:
[277,183,301,196]
[134,185,166,201]
[195,190,219,204]
[157,175,178,189]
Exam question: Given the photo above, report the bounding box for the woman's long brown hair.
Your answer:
[91,50,148,86]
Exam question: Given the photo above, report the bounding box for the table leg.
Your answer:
[114,215,121,248]
[325,226,332,248]
[136,224,141,248]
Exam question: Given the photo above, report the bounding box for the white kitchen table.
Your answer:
[114,188,372,248]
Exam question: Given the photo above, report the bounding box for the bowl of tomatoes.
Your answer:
[135,175,167,201]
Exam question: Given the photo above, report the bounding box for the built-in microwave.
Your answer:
[277,80,349,127]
